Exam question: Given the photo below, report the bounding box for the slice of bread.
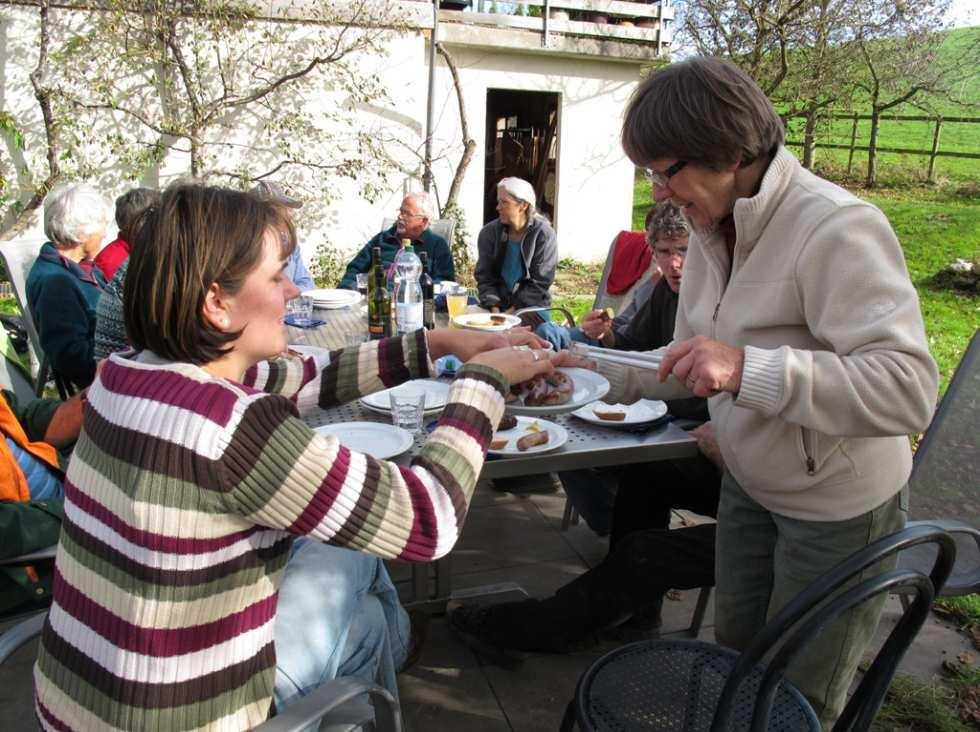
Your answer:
[594,410,626,421]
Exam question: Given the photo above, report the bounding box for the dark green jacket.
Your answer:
[338,226,455,289]
[26,242,106,388]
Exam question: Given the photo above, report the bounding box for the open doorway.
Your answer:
[484,89,560,228]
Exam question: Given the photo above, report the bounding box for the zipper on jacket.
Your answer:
[801,428,816,476]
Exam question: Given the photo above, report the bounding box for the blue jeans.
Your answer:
[273,539,411,712]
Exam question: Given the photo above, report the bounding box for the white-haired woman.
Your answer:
[26,183,110,389]
[475,177,558,314]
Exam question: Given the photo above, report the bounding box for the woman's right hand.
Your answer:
[470,347,555,386]
[579,310,613,340]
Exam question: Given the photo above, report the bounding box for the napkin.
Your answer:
[285,315,325,328]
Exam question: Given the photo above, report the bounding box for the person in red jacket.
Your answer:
[93,187,160,280]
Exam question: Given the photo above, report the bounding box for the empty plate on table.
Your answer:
[505,367,611,417]
[452,312,522,331]
[313,422,414,460]
[360,379,451,413]
[285,344,330,360]
[489,416,568,457]
[571,398,668,427]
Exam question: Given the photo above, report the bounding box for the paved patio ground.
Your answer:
[1,476,972,730]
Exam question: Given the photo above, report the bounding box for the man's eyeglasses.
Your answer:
[643,160,688,188]
[397,209,425,220]
[652,245,688,260]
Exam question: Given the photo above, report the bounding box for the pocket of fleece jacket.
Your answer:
[797,426,853,479]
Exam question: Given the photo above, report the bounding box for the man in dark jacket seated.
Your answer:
[338,191,454,289]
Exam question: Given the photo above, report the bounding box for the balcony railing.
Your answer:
[430,0,673,53]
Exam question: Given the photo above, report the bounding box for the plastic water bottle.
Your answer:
[394,242,423,334]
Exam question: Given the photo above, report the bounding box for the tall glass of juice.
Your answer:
[446,286,469,321]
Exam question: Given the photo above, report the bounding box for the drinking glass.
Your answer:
[446,285,469,321]
[287,295,314,326]
[390,391,426,434]
[355,273,369,298]
[345,332,367,349]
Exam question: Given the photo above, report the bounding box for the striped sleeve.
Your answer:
[243,330,433,413]
[221,363,506,561]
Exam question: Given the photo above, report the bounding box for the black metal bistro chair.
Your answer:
[560,523,955,731]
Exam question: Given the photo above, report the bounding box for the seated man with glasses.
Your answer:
[338,191,455,289]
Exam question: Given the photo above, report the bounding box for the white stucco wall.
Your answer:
[425,45,642,262]
[1,6,644,269]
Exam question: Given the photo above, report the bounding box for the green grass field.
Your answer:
[783,26,980,185]
[630,175,977,393]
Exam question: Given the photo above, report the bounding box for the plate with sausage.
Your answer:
[488,416,568,457]
[504,367,610,416]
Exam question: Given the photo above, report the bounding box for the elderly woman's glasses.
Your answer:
[644,160,688,187]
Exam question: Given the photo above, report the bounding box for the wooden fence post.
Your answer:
[927,116,943,182]
[846,111,859,177]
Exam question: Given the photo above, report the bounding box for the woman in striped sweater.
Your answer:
[33,183,554,731]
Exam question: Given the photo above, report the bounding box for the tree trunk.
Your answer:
[189,134,200,178]
[436,44,474,212]
[802,109,819,169]
[866,108,880,188]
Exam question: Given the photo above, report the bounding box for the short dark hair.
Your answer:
[646,201,689,246]
[124,183,296,365]
[115,187,161,243]
[622,57,784,170]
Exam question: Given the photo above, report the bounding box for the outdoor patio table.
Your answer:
[288,301,699,606]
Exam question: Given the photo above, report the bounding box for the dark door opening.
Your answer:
[484,89,560,228]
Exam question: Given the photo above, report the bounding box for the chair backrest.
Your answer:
[908,329,979,524]
[380,218,457,253]
[0,349,36,404]
[711,524,956,732]
[0,240,45,381]
[592,232,657,316]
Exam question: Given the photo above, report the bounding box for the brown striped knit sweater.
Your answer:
[33,330,505,731]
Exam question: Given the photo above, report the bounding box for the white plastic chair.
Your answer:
[380,218,457,251]
[0,240,50,396]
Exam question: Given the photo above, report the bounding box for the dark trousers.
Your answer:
[610,453,721,545]
[482,523,718,652]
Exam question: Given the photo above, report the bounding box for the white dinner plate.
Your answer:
[304,289,361,310]
[505,367,611,417]
[313,422,414,460]
[452,312,523,331]
[570,398,668,427]
[360,379,451,412]
[304,288,359,302]
[285,344,330,360]
[488,416,568,457]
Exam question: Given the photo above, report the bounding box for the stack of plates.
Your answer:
[359,379,451,416]
[303,288,361,310]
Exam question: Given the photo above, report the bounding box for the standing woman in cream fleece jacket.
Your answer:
[557,58,938,727]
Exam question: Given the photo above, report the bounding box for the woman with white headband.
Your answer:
[474,177,558,316]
